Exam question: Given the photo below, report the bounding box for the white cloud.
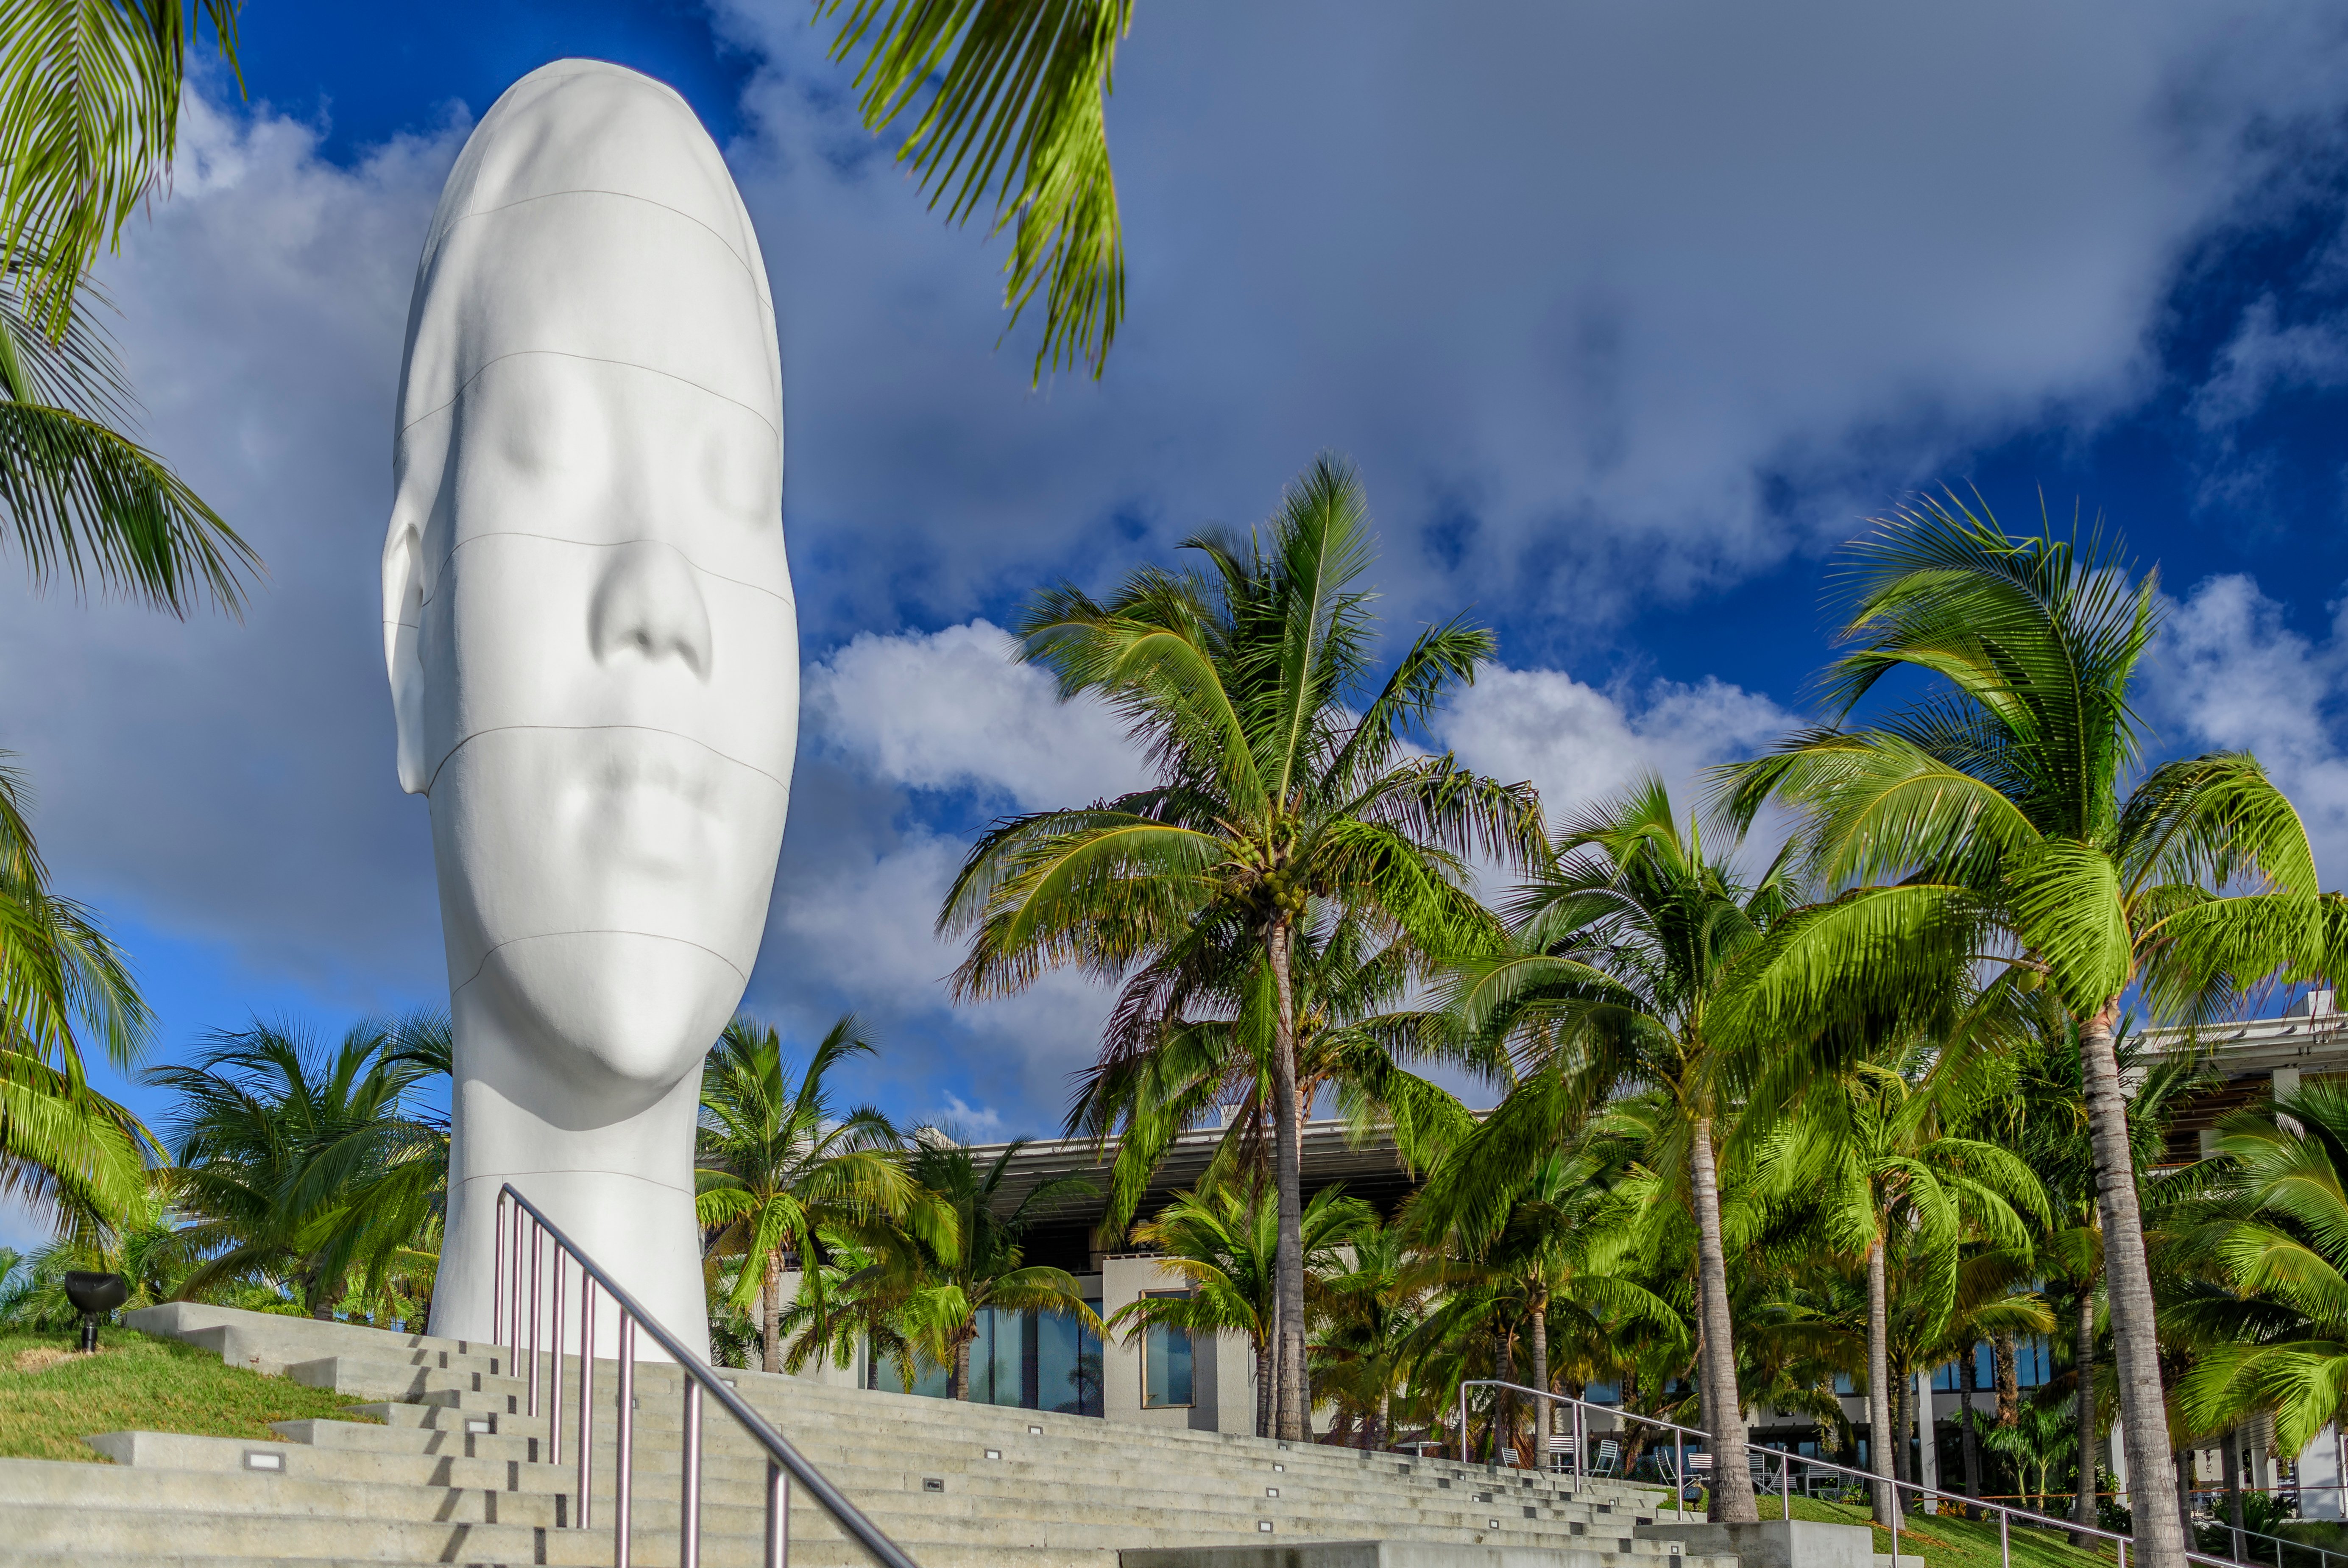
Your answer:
[2144,574,2348,880]
[0,92,460,995]
[761,625,1806,1124]
[925,1093,1007,1143]
[713,0,2348,628]
[1437,664,1799,832]
[803,621,1146,810]
[2192,297,2348,430]
[11,5,2348,1138]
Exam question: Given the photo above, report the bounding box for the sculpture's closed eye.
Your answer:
[587,539,713,678]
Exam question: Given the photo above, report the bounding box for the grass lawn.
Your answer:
[0,1325,370,1462]
[1776,1494,2117,1568]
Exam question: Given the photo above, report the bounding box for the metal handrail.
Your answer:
[495,1183,920,1568]
[1456,1378,2275,1568]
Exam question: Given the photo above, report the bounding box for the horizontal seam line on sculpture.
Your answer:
[428,187,769,303]
[399,349,778,442]
[419,533,795,615]
[447,928,747,1004]
[454,1169,697,1198]
[422,723,791,798]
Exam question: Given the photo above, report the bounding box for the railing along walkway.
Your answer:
[495,1183,920,1568]
[1459,1378,2281,1568]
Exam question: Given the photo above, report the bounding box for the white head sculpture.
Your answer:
[382,60,795,1356]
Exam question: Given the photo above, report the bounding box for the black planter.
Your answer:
[63,1271,129,1352]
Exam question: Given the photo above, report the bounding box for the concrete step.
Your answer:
[324,1376,1666,1511]
[317,1395,1672,1533]
[147,1314,1653,1490]
[68,1439,1682,1559]
[75,1302,1713,1568]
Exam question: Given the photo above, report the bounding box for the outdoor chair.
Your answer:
[1667,1448,1713,1500]
[1544,1434,1622,1479]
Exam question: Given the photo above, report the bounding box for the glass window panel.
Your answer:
[869,1344,953,1399]
[1142,1290,1194,1409]
[1039,1303,1103,1417]
[985,1307,1024,1407]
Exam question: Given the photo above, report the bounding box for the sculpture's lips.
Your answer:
[579,759,719,874]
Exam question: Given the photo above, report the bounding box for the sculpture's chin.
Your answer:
[469,931,744,1122]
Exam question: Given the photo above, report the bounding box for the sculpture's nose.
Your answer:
[587,540,713,678]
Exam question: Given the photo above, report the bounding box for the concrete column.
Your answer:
[2299,1424,2344,1521]
[2111,1415,2130,1506]
[1917,1367,1940,1513]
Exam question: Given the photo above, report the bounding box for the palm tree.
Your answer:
[0,756,154,1232]
[695,1013,918,1373]
[1118,1178,1369,1437]
[1417,1133,1685,1464]
[1714,495,2342,1568]
[1916,1250,2052,1516]
[0,6,258,1231]
[1986,1398,2079,1514]
[942,456,1542,1439]
[811,0,1129,380]
[1759,1032,2047,1523]
[861,1138,1101,1399]
[1311,1211,1433,1450]
[148,1016,442,1317]
[0,1,257,611]
[1068,911,1486,1242]
[2166,1079,2348,1462]
[1,0,241,330]
[1420,778,1795,1519]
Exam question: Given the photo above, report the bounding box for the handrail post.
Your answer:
[682,1378,704,1568]
[1676,1431,1686,1521]
[1575,1401,1585,1488]
[767,1457,788,1568]
[509,1204,524,1377]
[1999,1506,2010,1568]
[549,1251,565,1466]
[509,1202,523,1370]
[577,1276,595,1530]
[528,1221,543,1418]
[497,1181,917,1568]
[1783,1449,1791,1521]
[1892,1479,1901,1568]
[492,1194,505,1348]
[616,1313,635,1568]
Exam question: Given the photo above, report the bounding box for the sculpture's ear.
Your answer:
[383,521,430,795]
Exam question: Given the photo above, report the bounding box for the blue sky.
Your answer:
[13,1,2348,1240]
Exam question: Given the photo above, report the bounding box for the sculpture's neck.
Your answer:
[427,996,711,1359]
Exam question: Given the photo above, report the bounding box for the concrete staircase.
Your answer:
[0,1304,1733,1568]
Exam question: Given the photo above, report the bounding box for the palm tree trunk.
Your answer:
[1995,1331,2018,1427]
[1530,1296,1551,1448]
[1498,1328,1517,1466]
[2080,1002,2185,1568]
[2223,1428,2242,1546]
[1960,1342,1983,1509]
[1268,915,1308,1443]
[1894,1361,1914,1487]
[1377,1388,1391,1454]
[762,1252,786,1375]
[1688,1113,1758,1522]
[952,1333,973,1401]
[1867,1236,1898,1529]
[2073,1283,2097,1543]
[1257,1335,1274,1439]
